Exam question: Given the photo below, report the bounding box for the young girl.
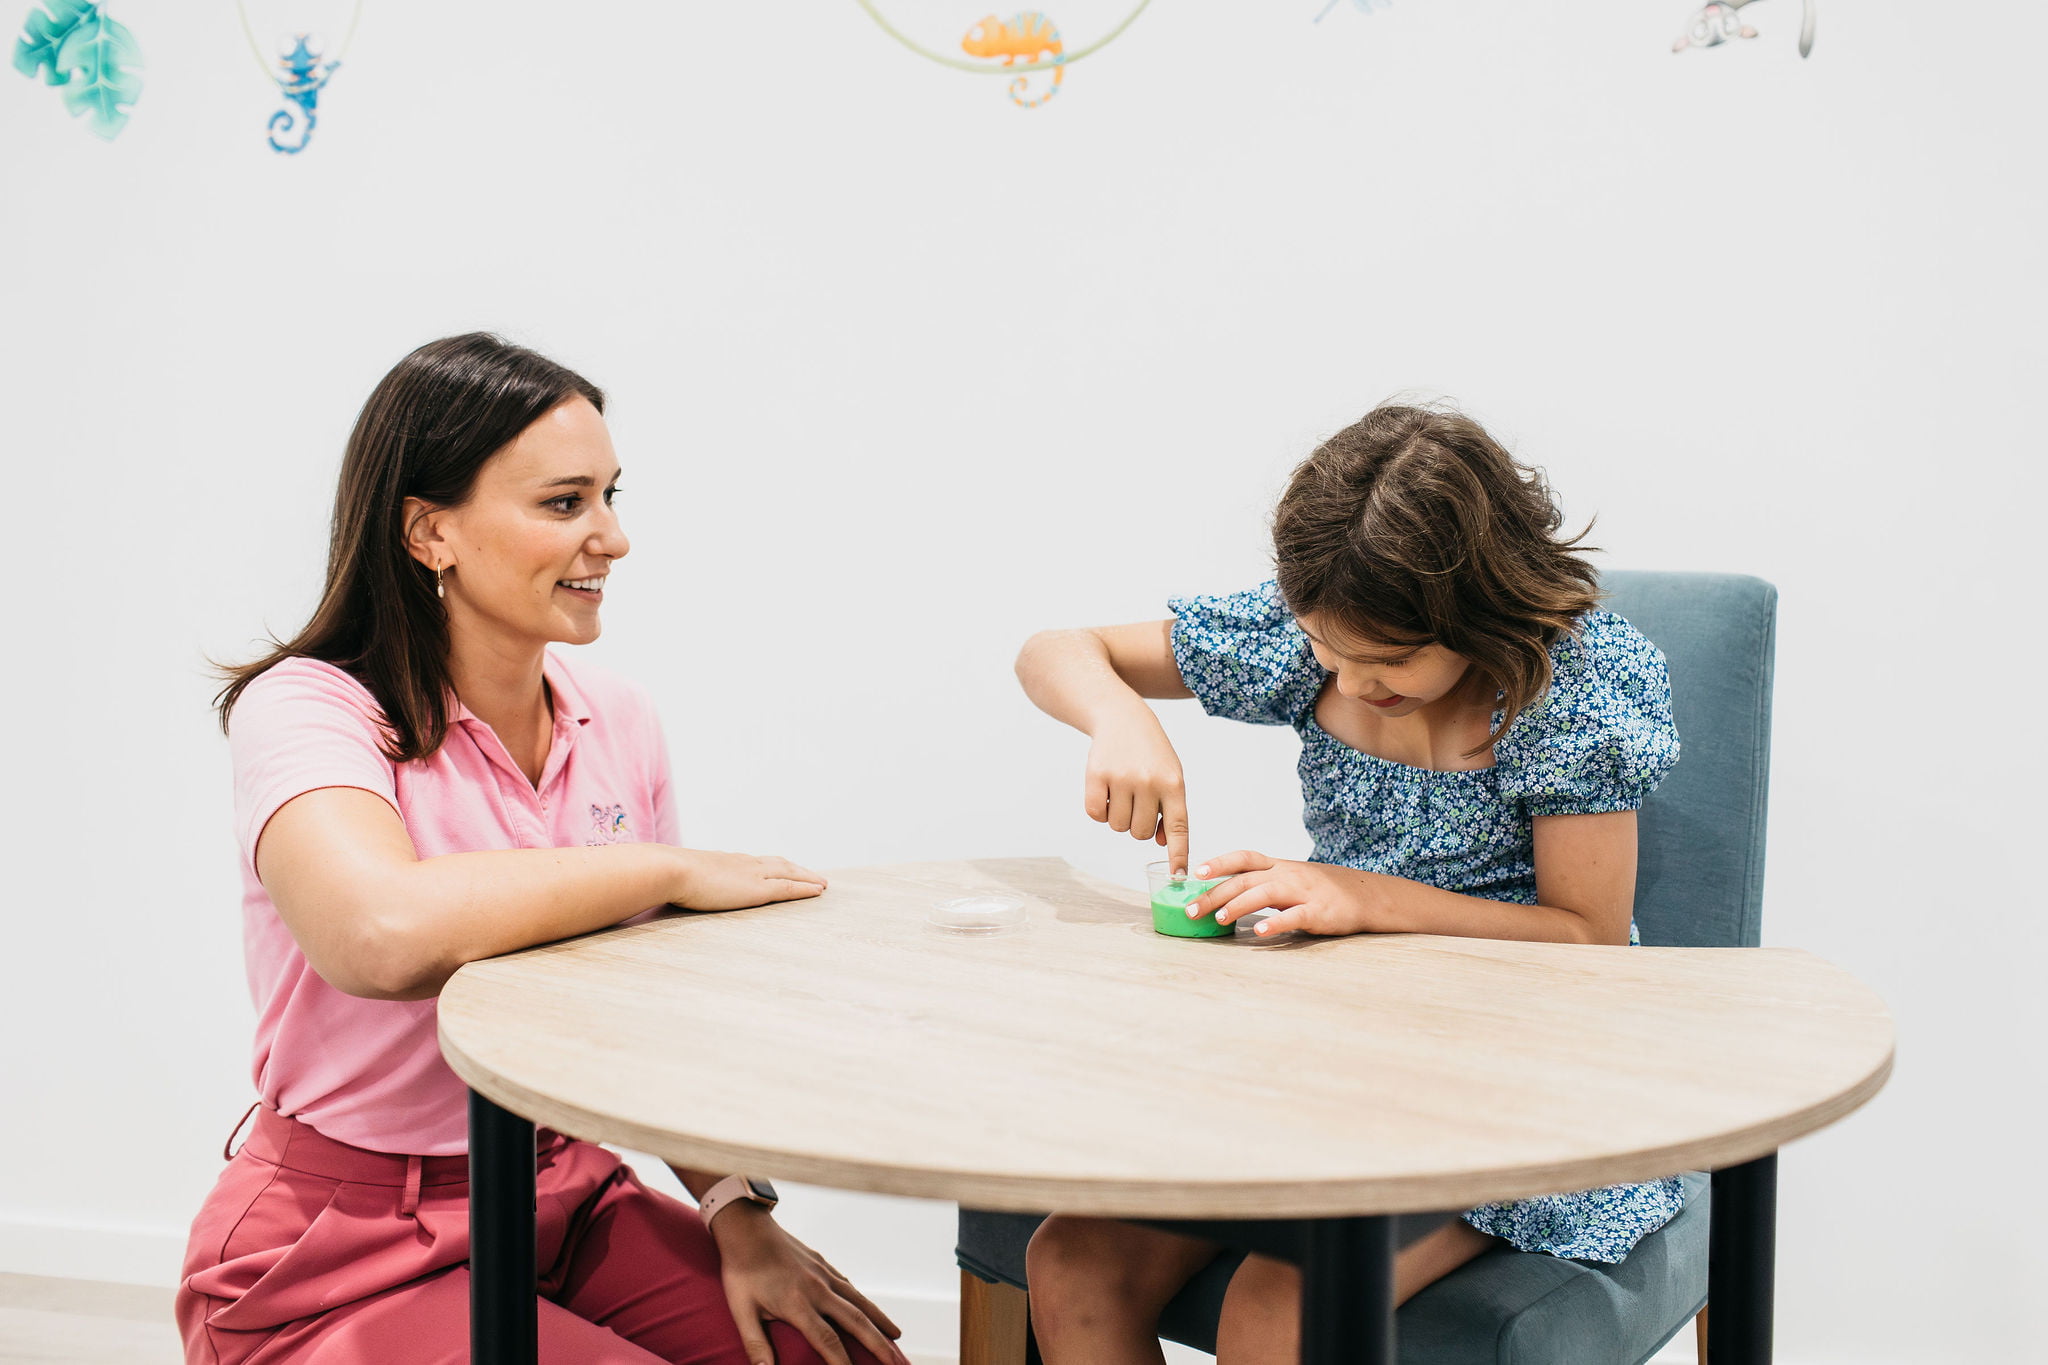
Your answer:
[179,334,905,1365]
[1014,403,1686,1364]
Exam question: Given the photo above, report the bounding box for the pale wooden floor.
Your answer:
[0,1274,963,1365]
[0,1272,1697,1364]
[0,1274,183,1364]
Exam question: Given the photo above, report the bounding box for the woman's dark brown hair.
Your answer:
[214,333,605,761]
[1273,403,1600,750]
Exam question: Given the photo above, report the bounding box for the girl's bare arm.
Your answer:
[1016,622,1198,873]
[1192,811,1639,946]
[1015,621,1192,720]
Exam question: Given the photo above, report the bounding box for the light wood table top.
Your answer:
[439,858,1893,1219]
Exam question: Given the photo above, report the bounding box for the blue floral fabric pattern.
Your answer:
[1168,579,1686,1263]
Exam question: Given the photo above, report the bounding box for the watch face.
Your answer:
[745,1177,779,1204]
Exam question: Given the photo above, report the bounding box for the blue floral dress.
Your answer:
[1169,580,1687,1263]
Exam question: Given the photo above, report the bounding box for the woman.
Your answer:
[179,334,904,1365]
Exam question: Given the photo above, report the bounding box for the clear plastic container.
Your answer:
[926,893,1028,935]
[1146,861,1232,938]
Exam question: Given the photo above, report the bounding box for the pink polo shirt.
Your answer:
[228,651,678,1155]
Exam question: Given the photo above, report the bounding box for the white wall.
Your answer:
[4,1,2042,1360]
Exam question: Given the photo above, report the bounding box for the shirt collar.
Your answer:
[541,649,594,727]
[448,650,594,728]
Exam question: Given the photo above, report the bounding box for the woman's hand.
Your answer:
[709,1204,908,1365]
[671,851,828,912]
[1084,719,1193,875]
[1186,850,1395,937]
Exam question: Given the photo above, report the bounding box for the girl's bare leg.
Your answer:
[1027,1215,1225,1365]
[1213,1220,1496,1365]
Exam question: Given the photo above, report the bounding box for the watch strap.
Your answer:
[698,1174,777,1228]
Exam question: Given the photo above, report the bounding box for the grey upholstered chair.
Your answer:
[955,570,1778,1365]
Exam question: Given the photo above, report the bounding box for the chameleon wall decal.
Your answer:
[267,34,337,154]
[1674,0,1815,58]
[960,12,1064,108]
[852,0,1149,105]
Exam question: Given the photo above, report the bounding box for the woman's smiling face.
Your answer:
[1294,612,1474,719]
[410,397,629,651]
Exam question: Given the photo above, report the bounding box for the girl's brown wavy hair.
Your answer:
[1273,403,1600,752]
[213,333,605,761]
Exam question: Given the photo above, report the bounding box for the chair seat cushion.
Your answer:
[1398,1172,1710,1365]
[955,1172,1709,1364]
[954,1209,1044,1290]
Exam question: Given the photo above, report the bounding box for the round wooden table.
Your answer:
[440,857,1893,1364]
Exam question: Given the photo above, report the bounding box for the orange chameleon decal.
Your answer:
[960,12,1064,108]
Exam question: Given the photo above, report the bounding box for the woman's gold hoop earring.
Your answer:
[435,567,445,600]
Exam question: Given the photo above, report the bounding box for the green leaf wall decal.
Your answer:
[13,1,142,139]
[55,10,140,136]
[13,0,94,83]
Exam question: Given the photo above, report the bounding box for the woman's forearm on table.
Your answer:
[358,843,693,1000]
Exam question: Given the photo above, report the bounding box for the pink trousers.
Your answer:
[176,1106,890,1365]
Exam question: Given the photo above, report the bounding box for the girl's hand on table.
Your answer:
[709,1205,909,1365]
[1187,850,1393,937]
[671,851,828,912]
[1083,720,1193,875]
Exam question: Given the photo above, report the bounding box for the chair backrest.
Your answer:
[1598,571,1777,950]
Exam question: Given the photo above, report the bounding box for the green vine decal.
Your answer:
[13,0,143,139]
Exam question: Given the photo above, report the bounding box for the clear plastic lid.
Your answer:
[926,893,1028,935]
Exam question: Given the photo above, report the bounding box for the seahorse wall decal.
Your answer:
[268,33,338,154]
[1673,0,1815,58]
[960,12,1063,108]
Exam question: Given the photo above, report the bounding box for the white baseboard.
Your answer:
[869,1286,957,1365]
[0,1215,188,1288]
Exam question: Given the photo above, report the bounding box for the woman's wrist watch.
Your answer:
[698,1174,779,1229]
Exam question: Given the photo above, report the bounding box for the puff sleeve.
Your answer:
[1168,580,1326,727]
[1494,612,1680,816]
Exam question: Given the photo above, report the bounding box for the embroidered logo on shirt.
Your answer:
[586,803,631,845]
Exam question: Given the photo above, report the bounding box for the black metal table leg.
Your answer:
[1300,1214,1396,1365]
[1709,1152,1778,1365]
[469,1088,538,1365]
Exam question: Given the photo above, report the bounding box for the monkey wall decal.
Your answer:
[235,0,361,153]
[1674,0,1815,58]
